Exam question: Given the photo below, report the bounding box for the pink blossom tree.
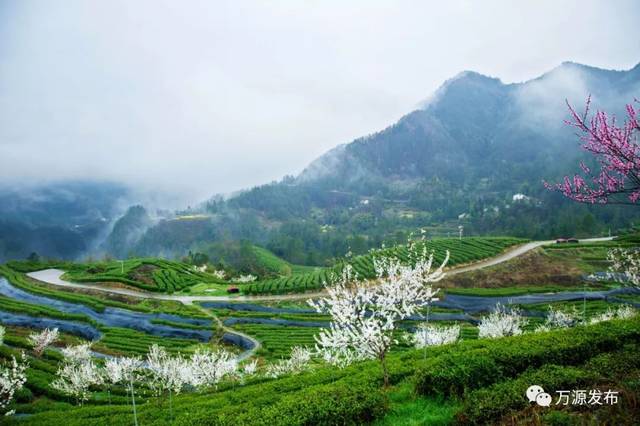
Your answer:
[545,97,640,205]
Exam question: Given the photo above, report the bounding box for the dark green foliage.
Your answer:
[16,360,389,425]
[457,365,595,425]
[246,237,526,294]
[57,257,224,293]
[414,318,640,397]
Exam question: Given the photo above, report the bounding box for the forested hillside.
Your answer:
[119,62,640,264]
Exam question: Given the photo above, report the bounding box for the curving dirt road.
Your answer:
[447,236,614,276]
[26,237,614,304]
[24,237,614,360]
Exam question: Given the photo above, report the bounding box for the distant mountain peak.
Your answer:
[297,60,639,188]
[538,61,638,82]
[451,69,501,82]
[419,70,503,110]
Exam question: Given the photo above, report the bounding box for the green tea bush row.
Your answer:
[18,359,388,425]
[414,317,640,398]
[246,237,527,295]
[457,364,595,424]
[0,295,96,325]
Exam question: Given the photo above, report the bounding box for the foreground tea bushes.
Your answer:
[17,359,389,426]
[458,364,595,424]
[414,317,640,398]
[11,317,639,425]
[457,342,640,424]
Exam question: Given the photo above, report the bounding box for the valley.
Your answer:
[1,10,639,422]
[0,234,638,424]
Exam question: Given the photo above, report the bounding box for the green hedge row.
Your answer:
[414,317,640,397]
[457,364,595,425]
[174,380,386,426]
[246,237,527,295]
[18,361,388,425]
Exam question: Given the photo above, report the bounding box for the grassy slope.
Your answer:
[3,237,528,297]
[8,317,639,425]
[246,237,528,295]
[0,265,223,358]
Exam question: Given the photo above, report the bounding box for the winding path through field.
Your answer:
[26,237,614,304]
[23,237,614,359]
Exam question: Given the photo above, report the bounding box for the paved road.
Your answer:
[26,237,615,304]
[447,236,614,276]
[24,237,615,360]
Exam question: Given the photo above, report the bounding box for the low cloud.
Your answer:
[0,0,638,204]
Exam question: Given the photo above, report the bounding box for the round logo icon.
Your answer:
[526,385,545,402]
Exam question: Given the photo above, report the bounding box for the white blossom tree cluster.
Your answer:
[45,340,315,423]
[309,248,448,386]
[407,324,461,349]
[51,343,101,405]
[0,326,28,417]
[28,327,59,357]
[478,303,528,338]
[608,247,640,287]
[589,304,637,324]
[477,302,636,338]
[534,305,579,333]
[265,346,312,378]
[211,269,226,280]
[236,274,257,283]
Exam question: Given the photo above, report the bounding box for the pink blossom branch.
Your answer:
[545,98,640,205]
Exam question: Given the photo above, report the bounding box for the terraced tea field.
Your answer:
[245,237,528,294]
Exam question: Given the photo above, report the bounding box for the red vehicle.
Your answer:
[226,287,240,294]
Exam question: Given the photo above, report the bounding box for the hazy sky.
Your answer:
[1,0,639,203]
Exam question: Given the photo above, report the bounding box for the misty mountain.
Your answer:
[0,181,130,261]
[193,62,640,263]
[101,205,154,259]
[7,62,640,264]
[298,62,640,193]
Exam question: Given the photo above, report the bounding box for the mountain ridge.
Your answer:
[2,61,639,263]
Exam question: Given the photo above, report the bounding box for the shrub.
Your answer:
[457,365,595,425]
[173,380,387,426]
[413,349,502,397]
[414,317,640,397]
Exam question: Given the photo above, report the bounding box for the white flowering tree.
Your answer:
[211,270,226,280]
[589,304,637,324]
[608,248,640,287]
[188,348,238,390]
[103,356,142,426]
[146,345,191,419]
[242,360,258,378]
[0,353,28,416]
[408,324,460,349]
[236,274,257,283]
[60,343,93,364]
[478,303,528,339]
[28,328,59,357]
[265,346,312,378]
[309,249,448,387]
[52,357,102,405]
[535,306,579,333]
